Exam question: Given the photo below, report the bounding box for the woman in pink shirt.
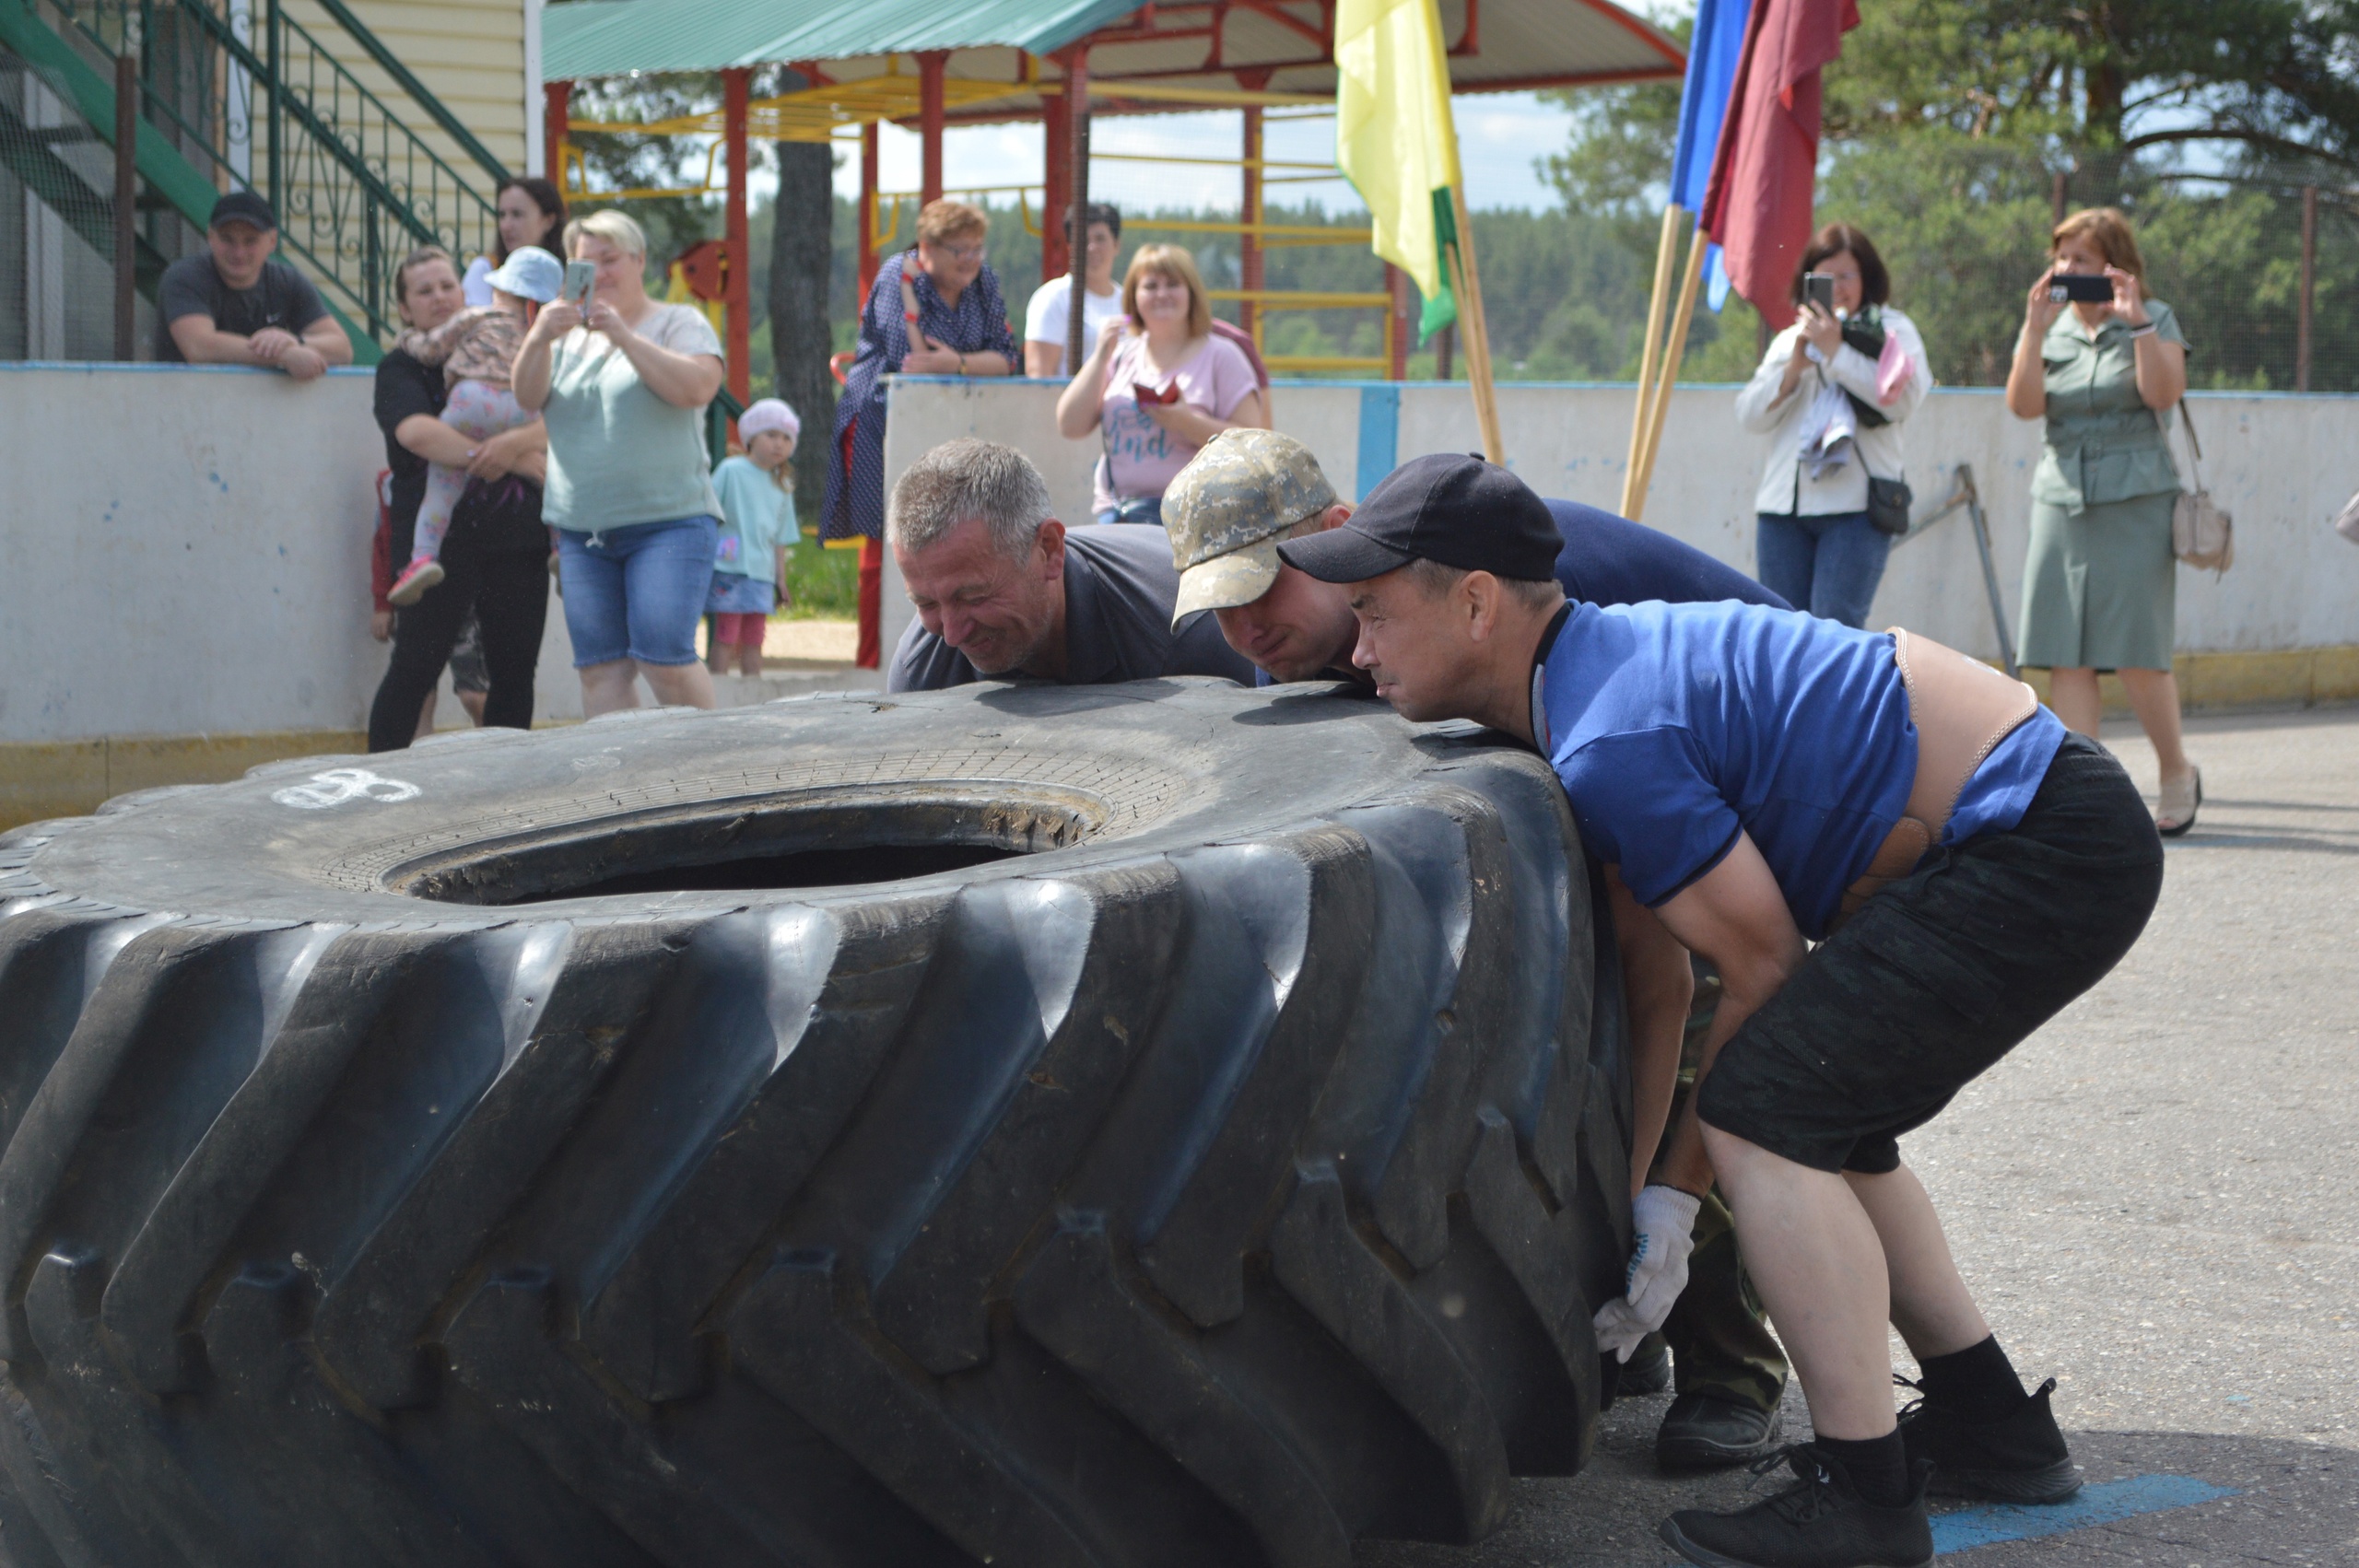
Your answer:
[1057,244,1269,524]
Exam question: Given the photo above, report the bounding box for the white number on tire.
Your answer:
[271,768,423,810]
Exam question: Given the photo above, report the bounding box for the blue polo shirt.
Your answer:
[1534,600,2064,940]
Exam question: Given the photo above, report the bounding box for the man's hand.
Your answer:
[370,610,393,642]
[1592,1184,1702,1362]
[278,344,328,381]
[246,326,298,364]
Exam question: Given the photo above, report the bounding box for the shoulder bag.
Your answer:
[2162,401,2234,574]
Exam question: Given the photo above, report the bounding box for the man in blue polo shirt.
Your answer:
[1278,454,2164,1568]
[1164,428,1799,1468]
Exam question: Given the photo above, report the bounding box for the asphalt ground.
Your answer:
[1361,705,2359,1567]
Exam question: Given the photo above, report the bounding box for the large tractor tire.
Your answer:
[0,679,1632,1568]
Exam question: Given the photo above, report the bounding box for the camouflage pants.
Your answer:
[1658,961,1789,1415]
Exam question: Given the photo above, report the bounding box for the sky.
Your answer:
[822,91,1594,216]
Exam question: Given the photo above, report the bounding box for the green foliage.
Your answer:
[778,534,861,619]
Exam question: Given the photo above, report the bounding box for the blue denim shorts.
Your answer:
[556,515,719,667]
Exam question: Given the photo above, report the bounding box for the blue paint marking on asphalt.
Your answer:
[1931,1474,2237,1554]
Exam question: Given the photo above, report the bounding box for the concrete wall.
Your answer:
[0,362,590,750]
[5,361,2354,757]
[882,376,2359,667]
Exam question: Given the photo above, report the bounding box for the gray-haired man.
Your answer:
[886,439,1253,692]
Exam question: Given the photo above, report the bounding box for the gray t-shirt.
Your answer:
[154,254,327,361]
[541,302,724,532]
[888,523,1256,692]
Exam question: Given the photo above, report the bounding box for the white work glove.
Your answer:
[1592,1184,1702,1363]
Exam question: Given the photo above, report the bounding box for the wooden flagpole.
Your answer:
[1627,216,1709,521]
[1621,205,1683,516]
[1446,182,1506,463]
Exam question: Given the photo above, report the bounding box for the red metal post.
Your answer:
[858,121,880,298]
[1063,46,1090,372]
[1041,87,1071,282]
[918,51,947,205]
[1386,262,1409,380]
[722,66,752,404]
[1235,69,1271,347]
[2299,183,2318,393]
[543,77,571,186]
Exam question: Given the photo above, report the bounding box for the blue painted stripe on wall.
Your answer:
[1356,383,1401,500]
[1931,1474,2237,1554]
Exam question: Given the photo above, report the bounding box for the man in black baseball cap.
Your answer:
[155,190,350,377]
[1280,455,2162,1568]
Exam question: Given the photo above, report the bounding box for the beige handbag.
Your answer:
[2165,402,2234,573]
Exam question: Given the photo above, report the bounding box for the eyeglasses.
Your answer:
[933,242,988,262]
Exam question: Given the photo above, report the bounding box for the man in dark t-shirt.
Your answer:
[156,191,350,379]
[886,439,1252,692]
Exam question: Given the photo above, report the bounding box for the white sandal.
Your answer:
[2156,764,2201,838]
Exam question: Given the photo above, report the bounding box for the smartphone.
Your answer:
[2048,272,2113,303]
[559,259,595,306]
[1802,272,1837,314]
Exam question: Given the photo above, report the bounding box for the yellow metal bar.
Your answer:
[1092,151,1334,172]
[1042,80,1331,109]
[1264,356,1389,372]
[1129,217,1371,240]
[1209,288,1391,309]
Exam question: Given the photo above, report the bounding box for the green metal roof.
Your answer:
[544,0,1144,78]
[542,0,1684,97]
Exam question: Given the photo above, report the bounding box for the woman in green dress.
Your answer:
[2007,206,2200,835]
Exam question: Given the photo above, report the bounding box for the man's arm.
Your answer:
[1608,869,1693,1197]
[299,311,354,367]
[167,312,265,367]
[1645,831,1808,1196]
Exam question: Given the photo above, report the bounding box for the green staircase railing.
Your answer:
[11,0,508,352]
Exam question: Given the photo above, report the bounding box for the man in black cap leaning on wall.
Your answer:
[1163,427,1797,1469]
[1276,452,2163,1568]
[156,191,351,379]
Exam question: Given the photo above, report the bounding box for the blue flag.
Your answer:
[1668,0,1750,310]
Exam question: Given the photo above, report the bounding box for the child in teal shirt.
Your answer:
[705,397,799,675]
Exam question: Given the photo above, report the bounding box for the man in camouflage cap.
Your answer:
[1163,427,1801,1473]
[1165,429,1355,682]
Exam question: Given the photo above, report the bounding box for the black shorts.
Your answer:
[1695,733,2164,1174]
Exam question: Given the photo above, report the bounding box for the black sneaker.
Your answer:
[1660,1445,1933,1568]
[1659,1391,1783,1470]
[1618,1333,1672,1395]
[1895,1375,2081,1503]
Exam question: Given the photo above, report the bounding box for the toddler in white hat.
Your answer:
[387,246,563,605]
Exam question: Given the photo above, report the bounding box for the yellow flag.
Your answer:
[1334,0,1463,339]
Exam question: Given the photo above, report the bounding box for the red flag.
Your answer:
[1698,0,1860,332]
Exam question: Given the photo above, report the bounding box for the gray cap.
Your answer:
[1160,428,1339,629]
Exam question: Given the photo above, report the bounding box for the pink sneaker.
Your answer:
[388,558,445,605]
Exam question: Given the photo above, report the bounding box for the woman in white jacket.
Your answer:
[1733,224,1932,627]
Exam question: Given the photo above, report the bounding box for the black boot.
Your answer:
[1619,1333,1672,1395]
[1660,1445,1933,1568]
[1658,1391,1782,1469]
[1896,1375,2081,1503]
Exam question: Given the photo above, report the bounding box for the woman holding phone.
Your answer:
[2005,206,2198,835]
[1733,223,1931,628]
[1055,243,1267,525]
[514,208,727,717]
